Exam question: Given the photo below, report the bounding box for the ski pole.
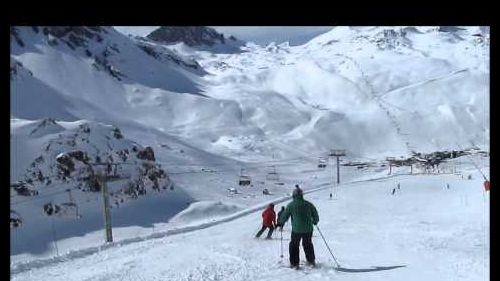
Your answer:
[280,228,283,258]
[315,225,341,268]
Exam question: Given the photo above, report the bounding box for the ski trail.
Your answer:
[9,182,329,275]
[10,172,405,275]
[14,171,487,281]
[377,68,469,98]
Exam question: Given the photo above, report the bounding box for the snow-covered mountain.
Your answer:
[11,119,169,197]
[196,26,489,157]
[12,25,489,159]
[10,26,489,263]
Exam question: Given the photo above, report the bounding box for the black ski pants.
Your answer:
[289,231,315,266]
[256,225,274,238]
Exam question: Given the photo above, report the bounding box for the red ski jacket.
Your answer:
[262,207,276,227]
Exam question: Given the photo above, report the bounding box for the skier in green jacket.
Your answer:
[277,186,319,268]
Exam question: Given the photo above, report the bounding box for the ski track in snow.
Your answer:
[9,171,406,274]
[11,169,489,281]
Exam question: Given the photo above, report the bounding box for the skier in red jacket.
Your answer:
[255,203,276,239]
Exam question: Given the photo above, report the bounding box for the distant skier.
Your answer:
[391,188,396,195]
[446,183,450,189]
[255,203,276,239]
[397,183,400,190]
[277,187,319,268]
[277,206,286,231]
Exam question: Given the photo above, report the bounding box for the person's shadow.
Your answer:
[335,265,406,273]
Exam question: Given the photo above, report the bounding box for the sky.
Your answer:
[113,26,333,46]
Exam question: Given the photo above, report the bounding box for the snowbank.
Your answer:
[169,201,244,224]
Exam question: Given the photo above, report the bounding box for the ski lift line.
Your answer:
[242,158,310,167]
[11,183,93,204]
[158,157,304,169]
[14,173,72,184]
[13,160,306,203]
[15,153,374,201]
[14,161,139,185]
[11,178,79,197]
[19,150,327,183]
[11,189,74,205]
[258,148,330,162]
[166,150,351,174]
[157,151,331,170]
[11,173,131,206]
[163,152,320,167]
[169,165,283,175]
[12,185,100,207]
[166,158,320,174]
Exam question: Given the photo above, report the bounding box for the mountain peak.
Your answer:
[147,26,231,47]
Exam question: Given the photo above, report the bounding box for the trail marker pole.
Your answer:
[329,149,346,199]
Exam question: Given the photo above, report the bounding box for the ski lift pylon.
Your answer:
[266,165,279,181]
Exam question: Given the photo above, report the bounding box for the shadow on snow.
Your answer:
[336,265,406,273]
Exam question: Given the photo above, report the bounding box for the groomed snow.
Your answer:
[11,168,489,281]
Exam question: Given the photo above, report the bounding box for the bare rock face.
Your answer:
[136,146,155,161]
[11,182,38,197]
[10,57,33,81]
[14,120,172,217]
[56,153,76,176]
[373,28,411,50]
[147,26,227,47]
[12,26,127,81]
[29,26,108,50]
[10,27,25,47]
[10,210,23,228]
[438,26,466,33]
[136,43,204,72]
